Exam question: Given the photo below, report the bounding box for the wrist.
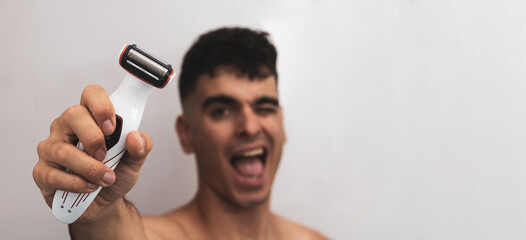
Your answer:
[69,198,145,240]
[74,197,126,225]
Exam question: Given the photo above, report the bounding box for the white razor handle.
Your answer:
[52,44,174,224]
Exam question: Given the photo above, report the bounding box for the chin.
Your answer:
[231,190,271,209]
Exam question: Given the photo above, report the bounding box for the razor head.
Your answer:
[119,44,175,88]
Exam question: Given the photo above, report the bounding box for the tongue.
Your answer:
[233,157,263,177]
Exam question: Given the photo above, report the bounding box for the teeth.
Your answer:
[239,147,264,158]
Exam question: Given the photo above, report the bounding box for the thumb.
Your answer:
[120,131,153,171]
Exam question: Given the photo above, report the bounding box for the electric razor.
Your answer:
[52,44,175,224]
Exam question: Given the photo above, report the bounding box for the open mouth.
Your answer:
[230,147,267,183]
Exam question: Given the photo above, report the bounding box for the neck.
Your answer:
[188,181,276,240]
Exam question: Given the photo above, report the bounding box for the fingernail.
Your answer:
[87,183,98,191]
[94,148,106,161]
[103,172,115,185]
[102,120,114,135]
[135,131,145,150]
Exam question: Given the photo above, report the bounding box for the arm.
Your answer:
[33,85,153,239]
[69,198,146,240]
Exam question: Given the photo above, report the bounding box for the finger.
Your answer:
[47,142,115,187]
[34,162,99,196]
[119,131,153,171]
[80,84,115,136]
[53,105,107,161]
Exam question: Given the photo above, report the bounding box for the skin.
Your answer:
[33,68,328,240]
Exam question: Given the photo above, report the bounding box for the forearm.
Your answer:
[69,198,147,240]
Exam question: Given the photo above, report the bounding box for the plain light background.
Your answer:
[1,0,526,239]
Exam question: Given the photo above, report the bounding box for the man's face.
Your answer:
[178,69,286,207]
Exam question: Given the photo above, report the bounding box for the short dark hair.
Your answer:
[178,27,278,102]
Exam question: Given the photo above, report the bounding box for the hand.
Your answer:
[33,84,153,223]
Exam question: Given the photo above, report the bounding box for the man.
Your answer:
[34,27,328,239]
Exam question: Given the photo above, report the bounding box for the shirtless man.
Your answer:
[34,27,328,240]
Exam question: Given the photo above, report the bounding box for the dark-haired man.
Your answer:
[34,27,328,239]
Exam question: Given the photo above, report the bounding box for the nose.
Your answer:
[235,106,262,138]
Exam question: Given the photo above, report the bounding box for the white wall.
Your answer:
[2,0,526,239]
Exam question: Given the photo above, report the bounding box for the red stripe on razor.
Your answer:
[102,149,126,165]
[76,193,86,207]
[82,193,91,202]
[63,192,69,204]
[71,194,82,209]
[109,159,121,169]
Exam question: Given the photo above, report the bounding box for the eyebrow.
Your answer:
[201,95,280,110]
[253,96,279,107]
[202,95,238,110]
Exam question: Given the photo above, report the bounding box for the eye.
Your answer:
[211,107,230,119]
[256,105,277,115]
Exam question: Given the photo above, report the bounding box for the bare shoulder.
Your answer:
[141,205,205,240]
[273,214,330,240]
[142,214,188,240]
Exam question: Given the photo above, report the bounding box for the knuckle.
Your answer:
[53,144,70,163]
[45,170,59,187]
[83,84,102,96]
[86,163,103,181]
[36,140,47,156]
[84,133,104,147]
[99,104,113,114]
[71,178,86,192]
[50,118,60,132]
[32,164,41,186]
[92,104,114,120]
[63,105,86,119]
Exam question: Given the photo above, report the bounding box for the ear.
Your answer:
[175,115,194,154]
